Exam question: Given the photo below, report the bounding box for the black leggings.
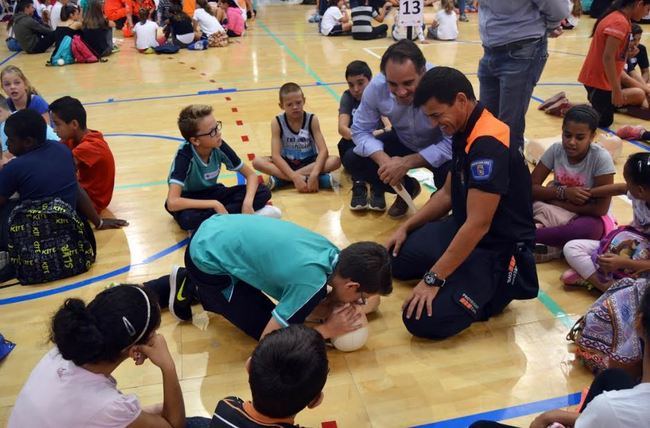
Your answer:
[469,368,638,428]
[584,85,615,128]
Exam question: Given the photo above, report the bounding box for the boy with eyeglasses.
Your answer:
[165,104,279,232]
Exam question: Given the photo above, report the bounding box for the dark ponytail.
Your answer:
[623,152,650,187]
[591,0,650,37]
[50,285,161,366]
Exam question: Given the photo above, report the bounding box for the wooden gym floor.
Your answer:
[0,2,647,426]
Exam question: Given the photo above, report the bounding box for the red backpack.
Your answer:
[71,35,99,63]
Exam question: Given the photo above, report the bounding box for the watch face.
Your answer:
[423,272,436,286]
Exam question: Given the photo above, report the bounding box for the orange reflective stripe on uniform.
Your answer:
[465,109,510,154]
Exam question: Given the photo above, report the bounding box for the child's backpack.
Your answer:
[71,35,99,63]
[7,198,96,285]
[49,35,75,66]
[154,43,180,54]
[592,226,650,283]
[567,277,648,374]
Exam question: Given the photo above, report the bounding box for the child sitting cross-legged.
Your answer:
[49,96,116,214]
[253,82,341,192]
[165,104,279,232]
[133,8,160,53]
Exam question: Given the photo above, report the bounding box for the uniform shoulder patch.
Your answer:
[470,159,493,181]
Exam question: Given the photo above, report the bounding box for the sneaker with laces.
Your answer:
[350,181,368,210]
[388,178,421,218]
[168,265,193,321]
[459,14,469,22]
[368,185,386,211]
[616,125,645,140]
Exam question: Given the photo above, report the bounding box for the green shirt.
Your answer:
[168,141,243,193]
[189,215,340,326]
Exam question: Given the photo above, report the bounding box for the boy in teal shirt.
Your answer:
[145,215,392,340]
[165,104,278,231]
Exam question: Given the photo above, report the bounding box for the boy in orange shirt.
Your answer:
[49,96,116,213]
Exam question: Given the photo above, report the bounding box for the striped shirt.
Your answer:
[351,5,378,34]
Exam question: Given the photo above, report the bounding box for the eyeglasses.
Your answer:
[195,121,222,138]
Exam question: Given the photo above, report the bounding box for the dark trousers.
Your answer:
[0,199,19,251]
[29,32,56,54]
[341,130,450,192]
[469,368,637,428]
[585,85,615,128]
[166,184,271,231]
[353,24,388,40]
[392,217,517,339]
[146,246,327,340]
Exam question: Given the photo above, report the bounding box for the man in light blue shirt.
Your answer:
[477,0,570,150]
[349,40,452,218]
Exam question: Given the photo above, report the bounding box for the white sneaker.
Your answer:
[255,205,282,219]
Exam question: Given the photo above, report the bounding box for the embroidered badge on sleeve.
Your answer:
[470,159,493,181]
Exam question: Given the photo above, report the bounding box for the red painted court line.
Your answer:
[232,107,238,112]
[225,96,231,101]
[247,153,255,160]
[236,120,244,126]
[321,422,338,428]
[241,135,249,142]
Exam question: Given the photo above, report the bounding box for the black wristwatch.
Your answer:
[423,271,446,288]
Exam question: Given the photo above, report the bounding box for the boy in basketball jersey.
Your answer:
[252,82,341,192]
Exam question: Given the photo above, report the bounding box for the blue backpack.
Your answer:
[50,36,75,66]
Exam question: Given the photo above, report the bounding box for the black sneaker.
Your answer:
[368,185,386,211]
[388,178,421,218]
[168,265,193,321]
[350,181,368,210]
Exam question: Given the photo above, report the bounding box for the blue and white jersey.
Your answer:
[276,112,318,161]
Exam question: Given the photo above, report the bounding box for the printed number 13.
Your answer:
[402,0,421,14]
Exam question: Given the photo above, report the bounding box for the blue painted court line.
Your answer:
[0,51,20,66]
[83,81,347,107]
[0,238,189,305]
[413,392,581,427]
[257,20,341,101]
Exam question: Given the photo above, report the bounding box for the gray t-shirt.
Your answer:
[540,143,615,188]
[338,90,361,123]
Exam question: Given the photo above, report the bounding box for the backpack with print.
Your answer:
[567,277,648,374]
[7,198,96,285]
[49,35,75,66]
[592,226,650,283]
[71,35,99,63]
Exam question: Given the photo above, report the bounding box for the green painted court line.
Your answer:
[537,290,575,329]
[115,173,238,190]
[257,21,341,102]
